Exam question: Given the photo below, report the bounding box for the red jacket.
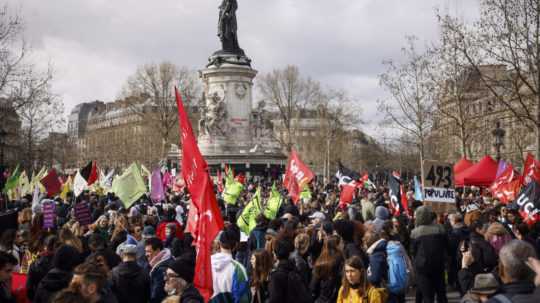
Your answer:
[156,221,184,241]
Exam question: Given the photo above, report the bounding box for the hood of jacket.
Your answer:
[39,268,73,291]
[375,206,389,220]
[415,206,435,226]
[150,248,172,272]
[211,252,233,273]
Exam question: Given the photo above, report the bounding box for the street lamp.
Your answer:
[492,121,506,162]
[0,127,7,166]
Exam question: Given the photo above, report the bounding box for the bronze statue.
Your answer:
[217,0,244,55]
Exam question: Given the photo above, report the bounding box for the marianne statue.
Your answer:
[217,0,245,55]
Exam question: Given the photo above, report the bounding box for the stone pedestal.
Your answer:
[196,54,286,175]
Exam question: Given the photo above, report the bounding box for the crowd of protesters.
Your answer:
[1,176,540,303]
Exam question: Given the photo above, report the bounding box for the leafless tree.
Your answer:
[441,0,540,158]
[378,36,435,182]
[122,62,201,158]
[15,69,64,170]
[0,5,26,101]
[258,65,324,152]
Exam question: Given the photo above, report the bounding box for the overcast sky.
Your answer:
[6,0,480,137]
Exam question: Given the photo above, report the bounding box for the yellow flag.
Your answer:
[60,176,73,201]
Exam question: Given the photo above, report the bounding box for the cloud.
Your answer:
[6,0,480,137]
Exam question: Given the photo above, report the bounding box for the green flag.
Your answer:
[264,183,283,220]
[3,165,21,193]
[112,163,147,209]
[223,169,243,205]
[237,187,262,234]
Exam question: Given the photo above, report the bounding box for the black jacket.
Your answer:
[0,282,15,303]
[486,282,540,303]
[26,254,54,300]
[268,259,312,303]
[111,261,150,303]
[33,268,73,303]
[411,224,448,274]
[309,257,343,303]
[290,250,311,286]
[179,284,204,303]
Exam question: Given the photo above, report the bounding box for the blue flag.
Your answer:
[414,176,423,201]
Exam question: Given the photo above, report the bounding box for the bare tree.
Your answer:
[441,0,540,158]
[15,69,64,170]
[258,65,324,152]
[378,36,435,182]
[122,62,201,158]
[0,5,26,101]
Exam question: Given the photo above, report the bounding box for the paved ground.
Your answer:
[406,291,461,303]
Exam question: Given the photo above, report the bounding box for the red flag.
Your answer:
[522,153,540,185]
[40,169,62,197]
[283,150,314,204]
[175,87,224,301]
[235,173,246,185]
[400,185,410,217]
[491,164,521,203]
[339,185,356,206]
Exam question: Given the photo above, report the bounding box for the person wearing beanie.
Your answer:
[111,244,150,303]
[372,206,390,234]
[411,206,449,303]
[34,245,82,303]
[210,224,250,303]
[165,257,203,303]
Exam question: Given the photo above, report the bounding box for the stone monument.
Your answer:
[197,0,285,175]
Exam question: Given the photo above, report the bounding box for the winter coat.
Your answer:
[468,232,498,275]
[486,282,540,303]
[180,284,204,303]
[209,252,250,303]
[146,249,173,303]
[26,254,54,300]
[336,285,388,303]
[0,282,15,303]
[410,206,448,275]
[33,268,73,303]
[268,259,308,303]
[111,261,150,303]
[366,239,388,287]
[290,250,311,287]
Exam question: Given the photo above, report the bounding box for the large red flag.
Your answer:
[175,87,224,302]
[522,153,540,185]
[283,150,314,204]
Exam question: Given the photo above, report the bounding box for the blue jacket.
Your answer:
[366,239,388,287]
[146,249,173,303]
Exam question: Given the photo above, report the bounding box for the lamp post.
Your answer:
[0,127,7,167]
[492,121,506,162]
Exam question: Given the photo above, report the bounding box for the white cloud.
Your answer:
[6,0,480,137]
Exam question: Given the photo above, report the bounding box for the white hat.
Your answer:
[309,211,326,221]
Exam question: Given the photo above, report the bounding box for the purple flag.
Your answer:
[42,200,56,229]
[162,171,172,189]
[150,168,164,203]
[495,160,508,179]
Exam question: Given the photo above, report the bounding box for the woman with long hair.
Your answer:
[310,235,344,303]
[250,249,273,303]
[337,256,388,303]
[58,226,84,254]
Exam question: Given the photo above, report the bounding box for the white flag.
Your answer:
[73,171,88,197]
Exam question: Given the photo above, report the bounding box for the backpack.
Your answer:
[287,270,313,303]
[385,241,410,294]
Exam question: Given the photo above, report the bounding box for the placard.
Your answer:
[422,160,456,204]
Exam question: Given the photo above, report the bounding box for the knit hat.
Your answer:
[118,244,138,256]
[167,256,195,283]
[375,206,390,220]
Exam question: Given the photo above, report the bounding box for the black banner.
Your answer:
[389,173,402,214]
[512,180,540,218]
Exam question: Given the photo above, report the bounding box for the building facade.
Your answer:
[431,65,536,167]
